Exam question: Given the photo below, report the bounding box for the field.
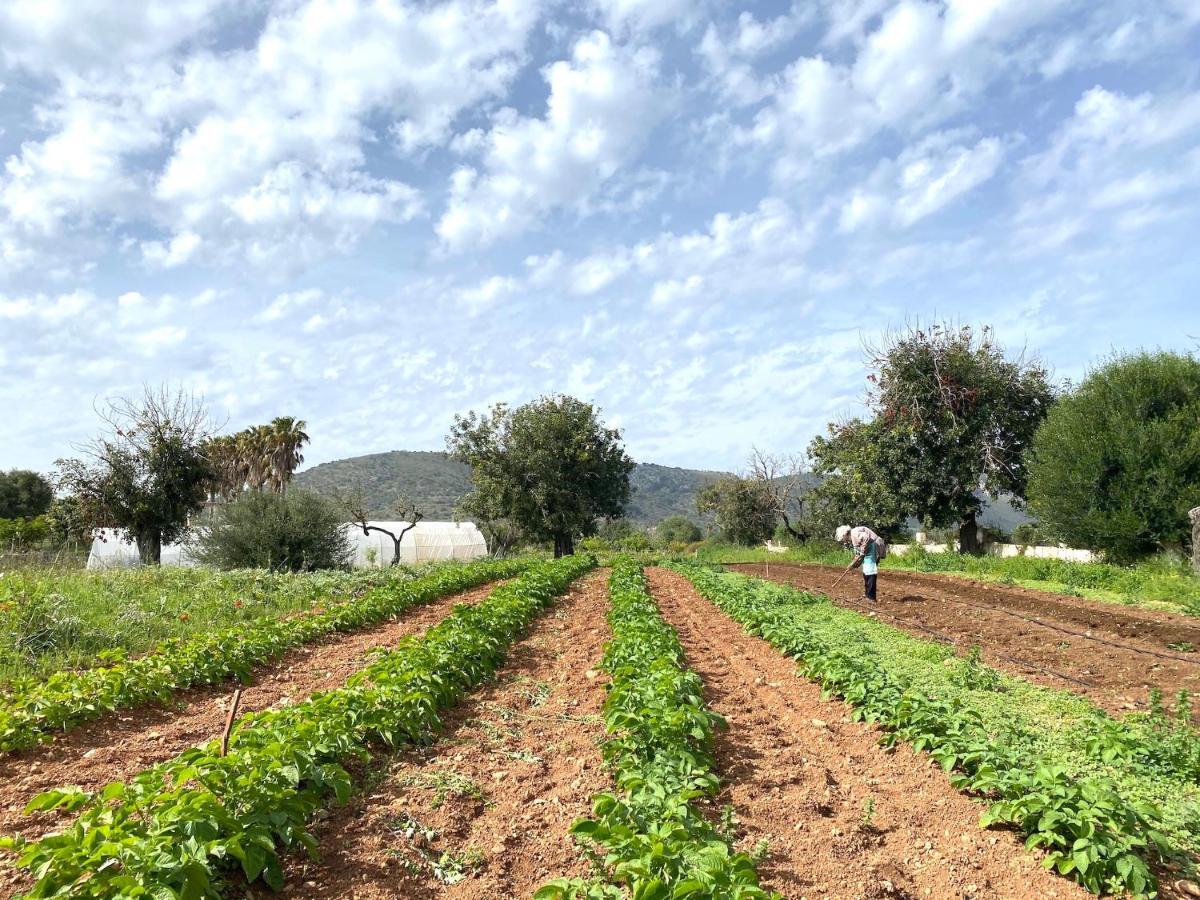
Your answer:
[0,557,1197,899]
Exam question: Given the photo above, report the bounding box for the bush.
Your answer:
[656,515,702,545]
[192,491,352,572]
[1027,351,1200,562]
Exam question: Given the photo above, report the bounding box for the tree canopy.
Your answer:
[809,324,1055,552]
[192,490,351,572]
[0,469,53,520]
[656,515,702,545]
[447,394,634,556]
[695,476,777,546]
[1027,351,1200,562]
[56,388,213,564]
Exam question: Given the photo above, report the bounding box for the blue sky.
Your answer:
[1,0,1199,475]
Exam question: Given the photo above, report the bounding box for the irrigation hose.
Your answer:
[739,564,1200,668]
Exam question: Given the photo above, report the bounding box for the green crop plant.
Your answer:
[538,558,777,900]
[1,554,593,897]
[0,557,531,752]
[668,562,1199,897]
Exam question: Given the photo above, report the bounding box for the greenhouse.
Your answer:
[86,522,488,569]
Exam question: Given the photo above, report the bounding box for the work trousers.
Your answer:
[863,572,877,600]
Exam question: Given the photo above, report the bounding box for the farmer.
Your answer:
[835,524,882,601]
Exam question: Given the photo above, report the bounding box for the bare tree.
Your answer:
[343,492,424,566]
[745,447,811,542]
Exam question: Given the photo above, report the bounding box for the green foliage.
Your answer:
[0,565,455,681]
[806,419,910,539]
[2,555,592,896]
[1027,351,1200,562]
[0,470,53,520]
[538,560,775,899]
[669,564,1199,896]
[0,557,530,752]
[448,394,635,556]
[811,324,1056,550]
[695,476,776,546]
[657,514,702,545]
[0,516,51,549]
[192,490,352,572]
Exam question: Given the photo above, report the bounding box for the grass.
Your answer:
[693,541,1200,615]
[0,562,451,683]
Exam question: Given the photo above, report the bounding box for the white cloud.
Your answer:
[141,230,201,269]
[132,324,187,353]
[840,133,1006,231]
[257,288,325,323]
[458,275,517,315]
[590,0,695,35]
[437,31,661,251]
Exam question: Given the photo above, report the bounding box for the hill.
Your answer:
[292,451,725,524]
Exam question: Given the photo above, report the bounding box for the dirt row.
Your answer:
[270,570,612,898]
[648,567,1082,900]
[730,562,1200,719]
[2,565,1159,898]
[0,580,503,897]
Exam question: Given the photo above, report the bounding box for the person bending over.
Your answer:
[835,524,883,601]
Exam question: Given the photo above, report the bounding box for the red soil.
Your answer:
[648,567,1089,900]
[269,570,611,899]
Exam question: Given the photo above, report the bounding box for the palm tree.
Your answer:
[268,416,309,494]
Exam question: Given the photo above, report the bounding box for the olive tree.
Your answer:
[695,476,777,546]
[447,395,634,557]
[56,387,212,564]
[1027,351,1200,562]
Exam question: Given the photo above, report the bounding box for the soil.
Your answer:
[268,569,611,899]
[730,563,1200,720]
[0,580,502,897]
[647,567,1090,900]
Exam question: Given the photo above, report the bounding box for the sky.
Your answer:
[1,0,1199,475]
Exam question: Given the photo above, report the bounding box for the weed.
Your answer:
[401,771,486,810]
[860,796,877,830]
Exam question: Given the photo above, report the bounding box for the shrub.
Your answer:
[192,491,352,572]
[655,515,702,545]
[1027,351,1200,562]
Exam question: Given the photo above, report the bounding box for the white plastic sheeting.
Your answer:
[346,521,488,567]
[86,522,488,570]
[86,529,198,569]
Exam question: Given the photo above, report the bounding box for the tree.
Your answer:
[192,490,351,572]
[1026,351,1200,562]
[201,418,309,500]
[0,470,54,519]
[806,418,910,540]
[447,394,634,557]
[745,447,811,541]
[1191,507,1200,576]
[267,417,309,494]
[695,476,777,546]
[344,493,424,566]
[849,323,1055,553]
[656,515,702,545]
[56,387,213,564]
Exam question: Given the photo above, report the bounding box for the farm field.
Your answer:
[1,558,1197,898]
[730,562,1200,720]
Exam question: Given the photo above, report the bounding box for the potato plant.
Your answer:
[538,559,776,900]
[670,562,1192,897]
[0,557,531,753]
[1,554,592,898]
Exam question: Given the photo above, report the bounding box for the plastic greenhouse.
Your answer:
[86,522,488,570]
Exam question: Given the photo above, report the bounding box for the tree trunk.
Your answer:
[135,529,162,566]
[958,512,981,556]
[780,512,807,543]
[1191,507,1200,576]
[553,533,574,558]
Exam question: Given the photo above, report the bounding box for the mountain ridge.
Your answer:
[292,450,726,524]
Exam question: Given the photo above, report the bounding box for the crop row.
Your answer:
[0,557,531,753]
[2,554,592,898]
[668,562,1192,897]
[538,559,775,899]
